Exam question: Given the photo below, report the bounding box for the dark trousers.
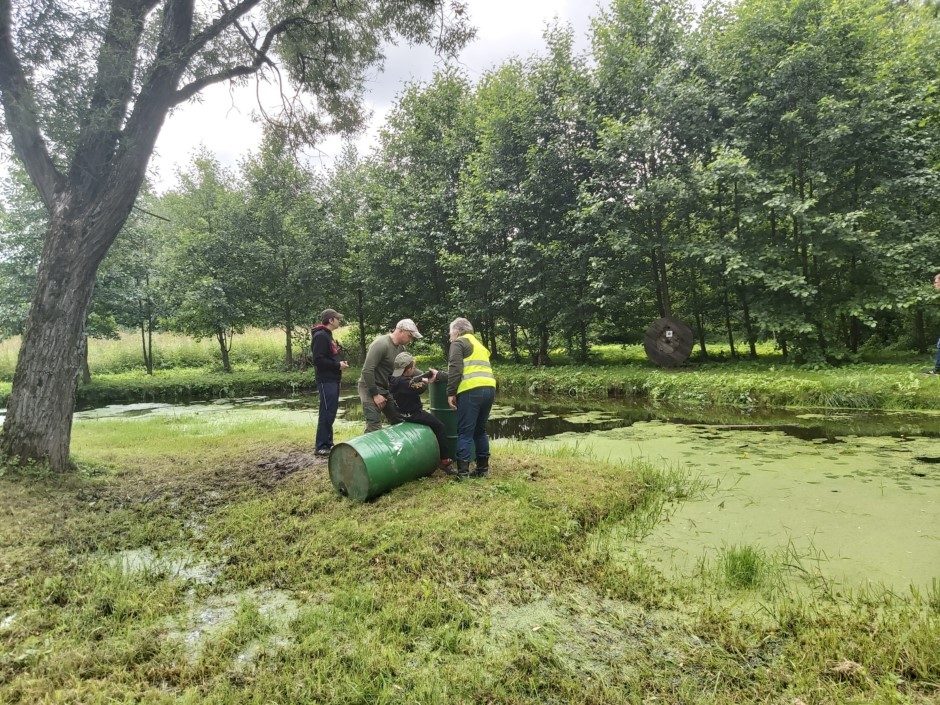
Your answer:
[315,380,340,451]
[456,386,495,463]
[935,337,940,371]
[404,410,449,460]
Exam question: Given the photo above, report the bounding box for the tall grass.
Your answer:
[2,329,937,410]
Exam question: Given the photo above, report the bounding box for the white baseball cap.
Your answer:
[396,318,423,339]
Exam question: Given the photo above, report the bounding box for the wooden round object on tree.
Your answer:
[644,317,694,368]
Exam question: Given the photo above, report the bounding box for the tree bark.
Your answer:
[738,287,757,358]
[488,312,499,360]
[1,214,100,470]
[913,308,927,353]
[721,277,737,359]
[692,274,708,359]
[284,311,293,370]
[140,319,154,375]
[356,287,366,360]
[216,328,232,373]
[509,323,520,362]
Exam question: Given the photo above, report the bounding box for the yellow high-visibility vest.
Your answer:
[456,333,496,394]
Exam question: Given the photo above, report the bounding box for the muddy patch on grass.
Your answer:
[166,587,301,659]
[488,587,689,679]
[249,449,325,486]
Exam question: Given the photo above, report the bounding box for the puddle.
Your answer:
[540,424,940,591]
[110,547,217,584]
[166,587,300,658]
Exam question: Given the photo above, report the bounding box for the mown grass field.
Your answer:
[0,412,937,703]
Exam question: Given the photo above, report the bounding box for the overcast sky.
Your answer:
[149,0,604,192]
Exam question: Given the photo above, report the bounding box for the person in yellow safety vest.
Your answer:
[446,317,496,479]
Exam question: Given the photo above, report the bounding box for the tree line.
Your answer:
[2,0,939,377]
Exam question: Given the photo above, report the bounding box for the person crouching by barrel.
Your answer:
[446,318,496,479]
[388,352,454,472]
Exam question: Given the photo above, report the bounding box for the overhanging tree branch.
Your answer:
[172,62,266,104]
[171,15,307,105]
[179,0,261,62]
[0,0,65,212]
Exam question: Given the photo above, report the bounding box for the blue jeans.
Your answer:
[315,381,340,451]
[456,386,495,463]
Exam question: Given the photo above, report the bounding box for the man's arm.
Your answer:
[446,339,470,397]
[361,337,385,396]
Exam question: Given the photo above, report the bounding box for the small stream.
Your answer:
[5,394,939,590]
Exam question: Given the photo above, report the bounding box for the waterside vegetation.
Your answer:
[2,332,936,411]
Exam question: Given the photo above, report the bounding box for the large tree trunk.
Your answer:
[140,319,154,375]
[1,215,101,471]
[739,287,757,358]
[509,323,520,363]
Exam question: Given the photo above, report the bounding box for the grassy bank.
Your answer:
[495,360,940,410]
[0,412,937,703]
[1,332,937,411]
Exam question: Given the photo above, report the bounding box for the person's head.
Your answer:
[392,351,416,378]
[934,272,940,290]
[320,308,344,331]
[449,317,473,342]
[391,318,422,345]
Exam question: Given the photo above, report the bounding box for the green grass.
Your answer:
[0,413,938,703]
[2,331,938,411]
[718,544,772,590]
[494,360,940,409]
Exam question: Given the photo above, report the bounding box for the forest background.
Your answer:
[2,0,939,378]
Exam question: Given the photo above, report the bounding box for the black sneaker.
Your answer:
[314,448,331,457]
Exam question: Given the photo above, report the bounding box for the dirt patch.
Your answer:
[249,450,325,486]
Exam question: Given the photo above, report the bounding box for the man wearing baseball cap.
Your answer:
[312,309,348,455]
[357,318,423,433]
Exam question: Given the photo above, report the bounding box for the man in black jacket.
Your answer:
[312,309,349,455]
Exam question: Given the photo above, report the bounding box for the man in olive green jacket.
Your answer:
[357,318,423,432]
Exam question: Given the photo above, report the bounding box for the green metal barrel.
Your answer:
[429,380,458,459]
[329,422,439,502]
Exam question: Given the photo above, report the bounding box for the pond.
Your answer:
[4,394,939,591]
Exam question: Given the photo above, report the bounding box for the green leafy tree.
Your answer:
[453,61,536,360]
[242,130,339,368]
[370,69,477,353]
[161,155,252,373]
